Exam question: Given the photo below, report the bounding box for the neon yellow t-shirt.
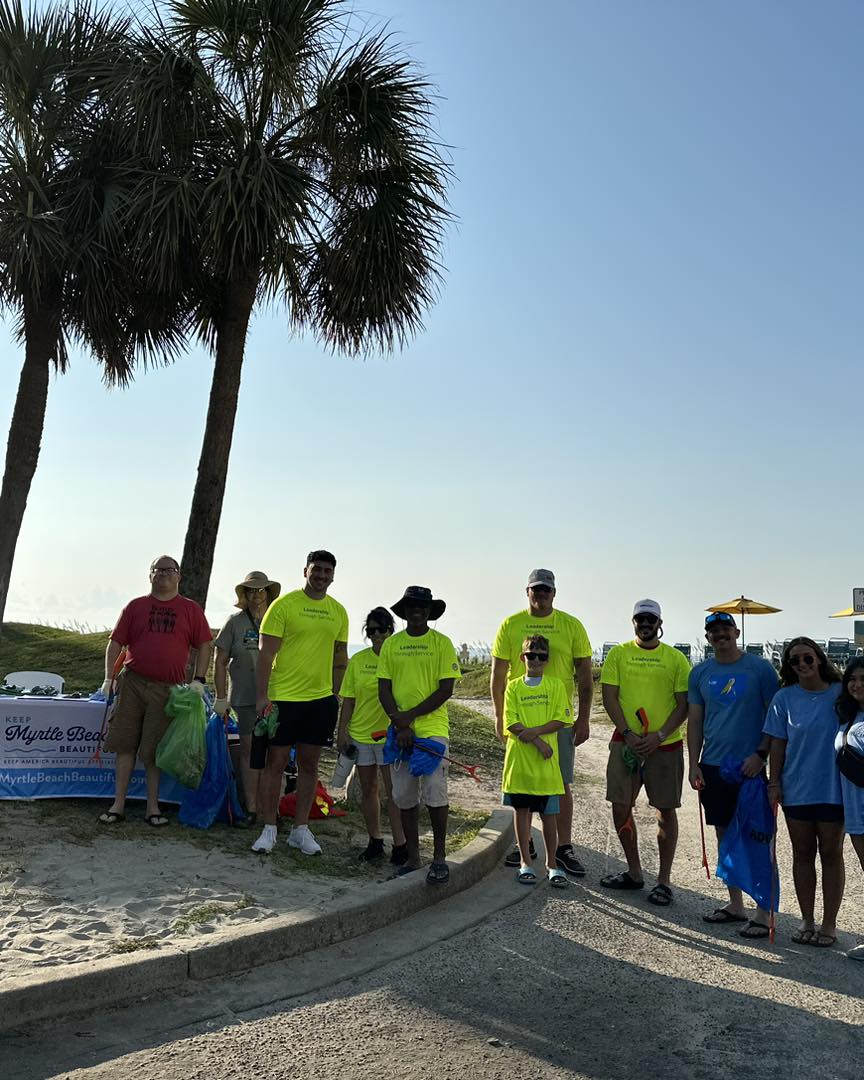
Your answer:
[502,675,569,796]
[341,647,389,744]
[493,608,591,703]
[377,628,461,739]
[600,640,690,744]
[260,589,349,702]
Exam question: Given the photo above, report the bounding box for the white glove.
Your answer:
[189,679,207,698]
[100,679,113,699]
[213,697,229,716]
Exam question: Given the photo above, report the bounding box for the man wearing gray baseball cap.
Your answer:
[492,569,593,874]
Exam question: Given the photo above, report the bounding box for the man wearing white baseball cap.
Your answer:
[492,568,593,874]
[599,600,690,904]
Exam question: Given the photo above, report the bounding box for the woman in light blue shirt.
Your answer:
[834,658,864,961]
[764,637,843,948]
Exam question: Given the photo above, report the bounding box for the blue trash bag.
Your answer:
[716,755,780,912]
[382,725,409,765]
[409,738,447,777]
[179,713,245,830]
[381,727,446,775]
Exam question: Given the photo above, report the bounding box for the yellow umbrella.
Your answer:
[831,608,854,618]
[706,595,781,645]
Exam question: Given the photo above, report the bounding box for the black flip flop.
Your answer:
[647,883,673,906]
[702,908,748,924]
[97,810,125,824]
[738,920,770,939]
[600,871,644,890]
[145,813,169,827]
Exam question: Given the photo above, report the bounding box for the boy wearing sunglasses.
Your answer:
[500,635,571,888]
[687,611,779,936]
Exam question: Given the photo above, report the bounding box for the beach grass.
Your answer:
[0,622,108,693]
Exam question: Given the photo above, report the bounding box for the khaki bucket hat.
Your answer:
[234,571,281,609]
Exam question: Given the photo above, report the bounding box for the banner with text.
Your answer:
[1,697,186,801]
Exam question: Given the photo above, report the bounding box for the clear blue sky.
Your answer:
[2,0,862,653]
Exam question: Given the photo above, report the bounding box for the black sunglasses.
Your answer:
[789,655,816,668]
[634,615,659,625]
[524,651,549,661]
[367,626,391,635]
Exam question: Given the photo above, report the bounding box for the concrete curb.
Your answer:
[0,808,513,1032]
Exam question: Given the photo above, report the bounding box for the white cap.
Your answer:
[633,599,662,619]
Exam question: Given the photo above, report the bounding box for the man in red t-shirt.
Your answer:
[99,555,213,826]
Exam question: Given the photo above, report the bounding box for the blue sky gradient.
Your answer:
[2,1,862,653]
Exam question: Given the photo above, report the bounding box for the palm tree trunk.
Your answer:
[0,306,56,629]
[180,271,259,609]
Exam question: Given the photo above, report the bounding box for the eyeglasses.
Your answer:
[523,652,549,661]
[246,587,267,594]
[789,655,816,668]
[151,567,179,575]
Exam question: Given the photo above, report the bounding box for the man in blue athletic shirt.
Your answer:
[687,611,778,938]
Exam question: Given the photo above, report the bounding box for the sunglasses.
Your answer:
[367,626,390,635]
[523,652,549,662]
[789,655,816,668]
[634,615,659,625]
[705,613,735,628]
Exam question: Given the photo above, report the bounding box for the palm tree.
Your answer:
[128,0,452,608]
[0,0,188,627]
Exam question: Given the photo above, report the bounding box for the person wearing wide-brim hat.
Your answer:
[214,572,281,822]
[378,585,461,885]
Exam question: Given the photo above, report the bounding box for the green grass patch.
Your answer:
[454,662,491,699]
[0,623,108,693]
[112,935,161,954]
[171,895,256,933]
[447,701,502,766]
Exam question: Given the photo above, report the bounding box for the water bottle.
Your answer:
[330,743,357,788]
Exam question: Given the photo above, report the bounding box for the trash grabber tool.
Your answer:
[695,777,711,880]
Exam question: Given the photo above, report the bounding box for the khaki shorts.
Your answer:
[605,740,684,810]
[390,739,449,809]
[103,668,173,767]
[558,726,575,785]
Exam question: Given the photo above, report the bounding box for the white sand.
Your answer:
[0,815,371,981]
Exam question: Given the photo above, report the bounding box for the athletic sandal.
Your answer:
[808,932,837,948]
[791,928,815,945]
[548,869,569,889]
[145,813,169,827]
[426,862,450,885]
[702,908,748,924]
[647,883,673,906]
[504,839,537,868]
[98,810,125,825]
[738,920,770,939]
[600,871,644,890]
[517,867,537,885]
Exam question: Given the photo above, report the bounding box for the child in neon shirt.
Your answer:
[500,635,571,887]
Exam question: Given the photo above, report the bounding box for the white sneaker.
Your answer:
[847,943,864,961]
[288,825,322,855]
[251,825,277,853]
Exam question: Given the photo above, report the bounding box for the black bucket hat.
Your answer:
[391,585,446,621]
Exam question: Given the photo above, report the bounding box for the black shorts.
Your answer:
[271,696,339,747]
[784,803,844,823]
[699,762,745,828]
